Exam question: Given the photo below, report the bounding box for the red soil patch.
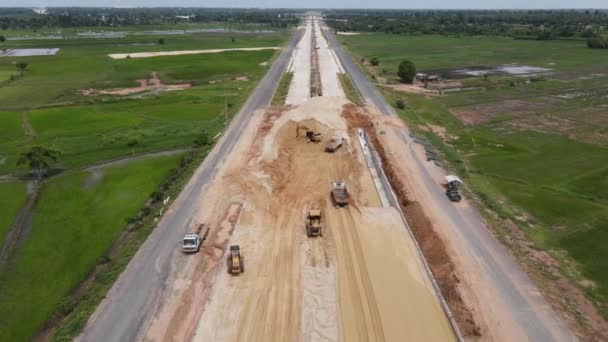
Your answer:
[80,72,191,96]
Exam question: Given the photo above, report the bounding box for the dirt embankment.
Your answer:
[80,72,190,96]
[341,103,481,339]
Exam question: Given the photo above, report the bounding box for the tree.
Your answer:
[588,36,608,49]
[17,145,62,180]
[158,38,165,45]
[370,57,380,66]
[395,99,406,109]
[397,60,416,83]
[0,35,5,43]
[193,132,210,147]
[16,62,28,76]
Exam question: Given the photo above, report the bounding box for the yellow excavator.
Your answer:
[297,124,321,143]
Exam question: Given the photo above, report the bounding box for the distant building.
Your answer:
[416,73,440,82]
[33,8,48,15]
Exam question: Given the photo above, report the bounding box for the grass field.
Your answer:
[0,70,14,82]
[0,48,275,175]
[0,111,28,174]
[0,154,182,341]
[0,181,28,249]
[0,31,286,109]
[341,33,608,316]
[340,33,608,82]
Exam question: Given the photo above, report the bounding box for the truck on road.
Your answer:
[445,175,463,202]
[331,181,350,207]
[181,223,209,253]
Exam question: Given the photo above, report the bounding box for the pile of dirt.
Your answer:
[404,202,481,338]
[260,97,348,161]
[80,72,191,96]
[341,103,482,338]
[380,83,439,96]
[341,104,410,210]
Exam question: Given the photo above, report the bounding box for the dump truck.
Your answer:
[181,223,209,253]
[325,136,344,152]
[331,181,350,207]
[228,245,243,275]
[306,209,322,237]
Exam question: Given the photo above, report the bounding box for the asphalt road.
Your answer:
[324,29,396,117]
[325,25,575,341]
[78,29,303,342]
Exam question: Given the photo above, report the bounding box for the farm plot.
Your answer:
[0,154,182,342]
[0,31,285,110]
[0,181,28,249]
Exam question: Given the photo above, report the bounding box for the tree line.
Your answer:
[324,9,608,44]
[0,8,299,30]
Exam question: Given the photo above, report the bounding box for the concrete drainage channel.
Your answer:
[357,128,465,342]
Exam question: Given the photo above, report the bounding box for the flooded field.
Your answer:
[0,48,60,57]
[425,64,553,79]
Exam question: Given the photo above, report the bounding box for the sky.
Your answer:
[1,0,607,9]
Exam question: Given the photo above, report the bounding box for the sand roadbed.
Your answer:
[108,47,280,59]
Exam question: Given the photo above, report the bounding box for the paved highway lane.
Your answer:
[78,29,303,342]
[324,28,396,117]
[325,24,574,342]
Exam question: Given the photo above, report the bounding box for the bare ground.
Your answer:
[134,97,455,342]
[450,99,545,126]
[80,72,191,96]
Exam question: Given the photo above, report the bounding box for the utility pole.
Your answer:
[216,92,238,125]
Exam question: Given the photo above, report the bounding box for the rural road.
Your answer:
[78,29,303,342]
[325,26,575,341]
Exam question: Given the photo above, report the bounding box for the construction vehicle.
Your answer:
[181,223,209,253]
[306,209,322,237]
[445,175,463,202]
[330,181,350,207]
[228,245,243,275]
[297,124,321,143]
[306,130,322,143]
[325,136,344,152]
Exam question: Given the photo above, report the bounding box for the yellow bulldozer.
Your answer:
[228,245,243,275]
[306,209,322,237]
